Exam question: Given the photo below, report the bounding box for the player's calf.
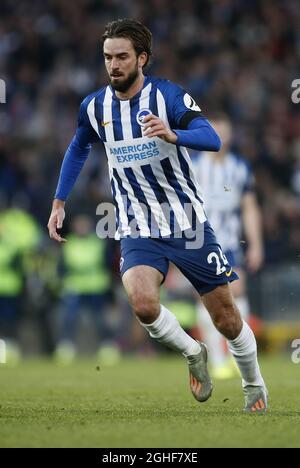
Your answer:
[212,304,243,340]
[202,284,243,341]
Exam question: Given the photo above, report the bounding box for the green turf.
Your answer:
[0,354,299,447]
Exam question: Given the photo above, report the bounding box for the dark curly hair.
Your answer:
[102,19,152,68]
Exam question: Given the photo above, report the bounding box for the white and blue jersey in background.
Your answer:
[55,76,221,239]
[192,151,255,266]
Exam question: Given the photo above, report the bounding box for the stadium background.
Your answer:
[1,0,300,358]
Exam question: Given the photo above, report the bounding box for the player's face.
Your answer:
[103,38,144,92]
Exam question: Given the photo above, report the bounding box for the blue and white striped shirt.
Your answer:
[192,151,254,251]
[55,76,220,239]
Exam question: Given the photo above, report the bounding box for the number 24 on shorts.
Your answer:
[207,248,229,275]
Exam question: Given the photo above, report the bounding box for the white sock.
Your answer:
[197,302,227,367]
[139,304,201,358]
[227,320,265,388]
[235,296,250,321]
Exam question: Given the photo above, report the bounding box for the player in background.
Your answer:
[47,19,267,412]
[193,113,264,379]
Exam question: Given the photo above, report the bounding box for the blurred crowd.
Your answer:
[1,0,300,257]
[0,0,300,357]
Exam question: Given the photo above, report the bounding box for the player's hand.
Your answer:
[246,244,264,273]
[47,200,67,243]
[142,114,178,144]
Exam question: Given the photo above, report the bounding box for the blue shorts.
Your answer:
[120,222,239,295]
[224,249,244,269]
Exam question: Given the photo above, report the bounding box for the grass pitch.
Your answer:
[0,354,299,448]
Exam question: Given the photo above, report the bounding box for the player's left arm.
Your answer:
[142,83,221,151]
[142,113,221,151]
[241,191,264,273]
[142,113,178,143]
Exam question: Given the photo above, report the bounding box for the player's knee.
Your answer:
[128,291,160,323]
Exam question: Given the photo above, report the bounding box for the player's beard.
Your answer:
[109,63,139,93]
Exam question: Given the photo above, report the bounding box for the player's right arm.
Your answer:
[48,96,99,243]
[48,198,66,243]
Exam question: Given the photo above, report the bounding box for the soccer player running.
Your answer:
[193,114,264,380]
[48,19,267,412]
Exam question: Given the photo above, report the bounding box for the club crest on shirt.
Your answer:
[136,108,152,126]
[183,93,201,112]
